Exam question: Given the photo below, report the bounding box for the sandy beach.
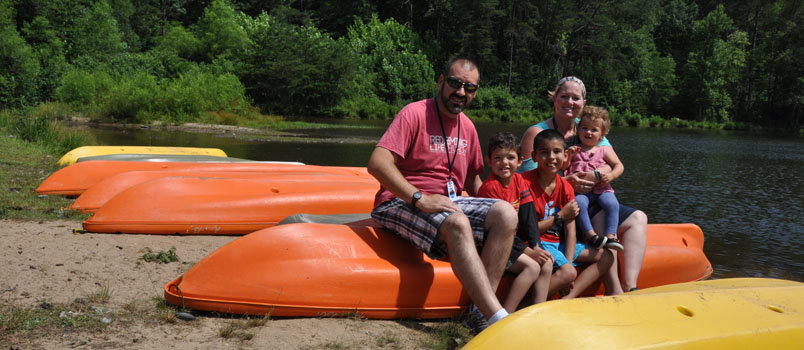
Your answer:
[1,219,461,349]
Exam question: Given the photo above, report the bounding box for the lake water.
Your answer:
[86,122,804,282]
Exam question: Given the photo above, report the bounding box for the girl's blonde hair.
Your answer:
[579,105,611,136]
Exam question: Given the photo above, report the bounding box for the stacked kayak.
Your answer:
[36,160,371,196]
[465,278,804,348]
[69,170,375,213]
[81,174,378,234]
[57,146,227,166]
[74,154,256,163]
[164,222,713,318]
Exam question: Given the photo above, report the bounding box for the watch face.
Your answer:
[414,192,422,199]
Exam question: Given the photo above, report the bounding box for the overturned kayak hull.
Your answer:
[70,170,377,213]
[466,278,804,349]
[164,223,712,318]
[36,160,370,196]
[57,146,227,166]
[82,175,378,234]
[75,154,255,163]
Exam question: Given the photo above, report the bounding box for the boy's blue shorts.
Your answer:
[541,241,588,268]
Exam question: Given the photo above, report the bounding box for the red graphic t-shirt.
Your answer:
[521,170,575,243]
[477,172,533,211]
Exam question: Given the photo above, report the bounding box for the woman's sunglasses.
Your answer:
[445,76,479,93]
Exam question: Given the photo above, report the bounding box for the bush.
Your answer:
[331,95,398,120]
[55,66,254,124]
[158,69,251,124]
[648,115,665,127]
[5,108,88,155]
[469,85,536,122]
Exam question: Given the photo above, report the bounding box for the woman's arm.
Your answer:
[520,126,543,164]
[599,146,623,184]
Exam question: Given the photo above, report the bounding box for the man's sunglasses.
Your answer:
[445,76,479,93]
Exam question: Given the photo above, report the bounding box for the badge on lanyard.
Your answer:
[446,177,457,201]
[435,96,461,202]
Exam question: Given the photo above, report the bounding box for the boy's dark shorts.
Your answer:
[506,236,527,270]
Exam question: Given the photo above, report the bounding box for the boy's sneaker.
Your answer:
[462,304,488,335]
[587,235,608,249]
[605,237,624,251]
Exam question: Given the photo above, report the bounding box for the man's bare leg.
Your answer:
[442,201,515,319]
[480,201,517,290]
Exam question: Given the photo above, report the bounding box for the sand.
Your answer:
[1,219,457,349]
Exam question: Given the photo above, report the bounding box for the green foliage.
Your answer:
[5,105,86,155]
[21,16,70,104]
[0,1,41,108]
[330,95,398,120]
[683,5,748,122]
[345,15,435,105]
[469,85,537,122]
[196,0,251,60]
[0,109,92,221]
[237,13,358,116]
[55,67,253,124]
[0,0,798,128]
[69,0,125,65]
[141,247,179,264]
[159,69,252,123]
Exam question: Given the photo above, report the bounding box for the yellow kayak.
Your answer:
[465,278,804,349]
[57,146,227,166]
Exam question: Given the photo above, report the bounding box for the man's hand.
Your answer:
[416,194,460,213]
[565,172,596,194]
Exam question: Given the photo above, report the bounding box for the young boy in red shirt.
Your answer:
[522,129,616,298]
[477,132,553,310]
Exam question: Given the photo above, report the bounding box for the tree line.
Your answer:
[1,0,801,130]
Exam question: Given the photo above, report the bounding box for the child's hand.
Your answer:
[560,200,579,219]
[565,145,580,160]
[527,247,554,265]
[600,171,614,184]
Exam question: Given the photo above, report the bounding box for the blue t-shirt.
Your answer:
[517,119,611,173]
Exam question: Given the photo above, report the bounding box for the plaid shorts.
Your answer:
[371,197,499,260]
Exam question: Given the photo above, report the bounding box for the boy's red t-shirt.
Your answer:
[477,172,533,211]
[521,170,575,243]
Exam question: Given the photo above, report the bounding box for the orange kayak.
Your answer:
[82,175,378,234]
[70,170,379,213]
[164,222,712,319]
[36,160,371,196]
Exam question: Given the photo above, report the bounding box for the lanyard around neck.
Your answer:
[434,96,460,180]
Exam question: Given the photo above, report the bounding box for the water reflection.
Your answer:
[84,123,803,281]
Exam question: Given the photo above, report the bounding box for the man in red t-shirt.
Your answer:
[368,58,517,332]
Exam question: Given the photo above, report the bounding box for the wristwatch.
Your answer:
[410,191,422,208]
[553,212,564,225]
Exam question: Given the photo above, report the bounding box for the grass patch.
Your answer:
[418,321,471,350]
[217,315,270,341]
[141,247,179,264]
[375,331,402,349]
[86,283,113,304]
[0,300,110,338]
[0,127,91,221]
